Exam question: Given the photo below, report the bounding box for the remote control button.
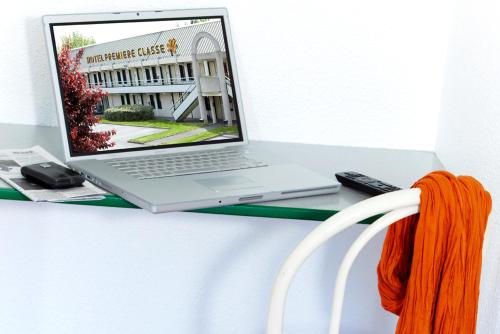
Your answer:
[373,181,391,188]
[356,176,374,183]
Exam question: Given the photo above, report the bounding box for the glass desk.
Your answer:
[0,123,443,222]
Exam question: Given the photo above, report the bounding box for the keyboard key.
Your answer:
[107,149,266,179]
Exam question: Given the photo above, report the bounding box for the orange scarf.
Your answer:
[377,171,491,333]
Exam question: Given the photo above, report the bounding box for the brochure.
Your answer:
[0,146,106,202]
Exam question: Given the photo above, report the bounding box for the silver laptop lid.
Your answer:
[43,8,248,162]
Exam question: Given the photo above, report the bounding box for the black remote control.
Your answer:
[335,172,402,196]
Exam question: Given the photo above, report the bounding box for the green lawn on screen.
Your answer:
[99,119,202,144]
[163,126,238,145]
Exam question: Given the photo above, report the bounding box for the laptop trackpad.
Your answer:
[196,175,261,192]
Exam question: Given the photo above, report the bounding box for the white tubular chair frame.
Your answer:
[267,189,421,334]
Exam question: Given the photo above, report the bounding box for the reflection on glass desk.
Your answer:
[0,123,443,222]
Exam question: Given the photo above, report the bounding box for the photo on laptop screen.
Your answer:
[49,17,242,156]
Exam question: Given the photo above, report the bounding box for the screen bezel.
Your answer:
[43,9,248,162]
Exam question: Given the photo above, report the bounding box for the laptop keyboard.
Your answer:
[106,149,267,180]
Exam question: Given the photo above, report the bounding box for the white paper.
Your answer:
[0,146,106,202]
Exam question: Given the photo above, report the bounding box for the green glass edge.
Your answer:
[0,187,379,224]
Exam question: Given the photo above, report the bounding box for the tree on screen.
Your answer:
[59,32,96,51]
[58,45,115,153]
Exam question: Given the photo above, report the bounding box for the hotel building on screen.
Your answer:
[71,20,237,125]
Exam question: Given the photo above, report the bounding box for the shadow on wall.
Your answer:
[191,217,398,333]
[25,16,58,127]
[193,218,315,334]
[320,226,398,333]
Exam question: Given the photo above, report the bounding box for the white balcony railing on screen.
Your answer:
[88,77,195,89]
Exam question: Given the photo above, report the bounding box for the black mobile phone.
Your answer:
[21,162,85,189]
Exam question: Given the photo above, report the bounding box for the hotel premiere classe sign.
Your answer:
[86,38,178,64]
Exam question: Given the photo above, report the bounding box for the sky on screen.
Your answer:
[53,19,217,50]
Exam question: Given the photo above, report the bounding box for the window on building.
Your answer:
[136,68,141,86]
[132,95,136,104]
[128,70,132,86]
[97,72,103,85]
[149,95,156,109]
[86,74,90,87]
[117,71,122,84]
[108,72,113,87]
[120,95,125,105]
[152,67,158,83]
[102,72,107,86]
[156,93,162,109]
[159,67,164,85]
[102,96,109,110]
[93,74,98,86]
[122,70,127,84]
[179,65,186,81]
[187,63,193,80]
[145,68,151,83]
[167,65,174,84]
[126,94,131,104]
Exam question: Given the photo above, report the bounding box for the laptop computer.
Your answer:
[42,8,340,213]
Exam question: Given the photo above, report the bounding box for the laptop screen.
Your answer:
[49,16,243,157]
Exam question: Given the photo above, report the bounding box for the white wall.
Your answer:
[0,200,399,334]
[0,0,451,150]
[436,0,500,332]
[3,0,499,331]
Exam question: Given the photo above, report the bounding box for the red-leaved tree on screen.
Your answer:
[58,45,115,153]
